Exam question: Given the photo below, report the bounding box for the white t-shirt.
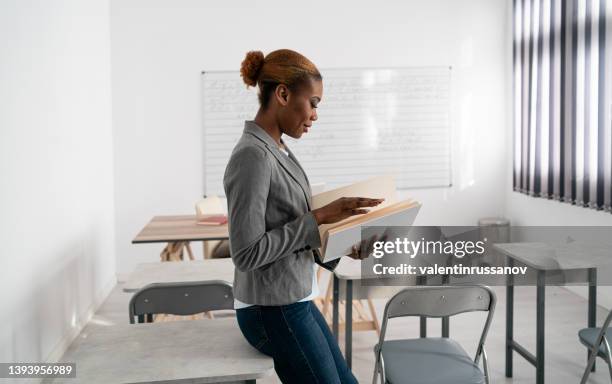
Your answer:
[233,145,319,309]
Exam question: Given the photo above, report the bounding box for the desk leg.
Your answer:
[588,268,597,372]
[345,280,353,369]
[442,274,450,338]
[442,317,450,338]
[506,258,514,378]
[333,275,339,341]
[417,276,427,338]
[419,317,427,338]
[536,270,545,384]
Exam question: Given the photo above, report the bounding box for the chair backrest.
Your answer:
[384,285,494,319]
[601,308,612,331]
[195,195,224,217]
[128,280,233,324]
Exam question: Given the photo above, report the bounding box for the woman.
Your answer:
[223,49,382,384]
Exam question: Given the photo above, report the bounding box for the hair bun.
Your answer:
[240,51,265,87]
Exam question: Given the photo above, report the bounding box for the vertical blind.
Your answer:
[513,0,612,211]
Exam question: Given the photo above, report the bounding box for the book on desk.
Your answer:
[313,176,421,263]
[196,214,228,226]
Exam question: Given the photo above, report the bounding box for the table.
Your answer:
[123,258,235,292]
[132,215,229,244]
[494,242,601,384]
[46,318,273,384]
[133,214,229,261]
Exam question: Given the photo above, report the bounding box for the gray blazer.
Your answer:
[223,121,339,306]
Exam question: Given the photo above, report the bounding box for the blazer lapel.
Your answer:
[284,145,313,207]
[243,121,313,210]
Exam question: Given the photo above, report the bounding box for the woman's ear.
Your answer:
[274,84,290,106]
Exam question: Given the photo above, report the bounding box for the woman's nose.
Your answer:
[311,110,318,121]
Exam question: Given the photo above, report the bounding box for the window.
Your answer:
[513,0,612,211]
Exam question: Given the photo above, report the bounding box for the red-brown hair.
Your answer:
[240,49,322,109]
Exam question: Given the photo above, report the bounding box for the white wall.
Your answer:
[0,0,116,363]
[110,0,511,275]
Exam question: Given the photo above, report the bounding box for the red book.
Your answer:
[197,215,228,226]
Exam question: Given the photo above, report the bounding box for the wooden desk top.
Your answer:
[132,215,229,243]
[47,318,273,384]
[123,258,235,292]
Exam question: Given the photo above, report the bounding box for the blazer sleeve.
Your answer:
[224,146,322,272]
[313,250,340,271]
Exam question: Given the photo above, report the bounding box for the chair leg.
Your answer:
[161,242,185,262]
[372,345,380,384]
[371,360,378,384]
[185,242,194,260]
[604,339,612,382]
[581,349,599,384]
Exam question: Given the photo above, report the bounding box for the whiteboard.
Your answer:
[202,67,452,196]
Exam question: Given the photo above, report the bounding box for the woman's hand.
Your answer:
[347,234,385,260]
[312,197,384,225]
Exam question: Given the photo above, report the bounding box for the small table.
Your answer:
[133,215,229,244]
[123,258,235,292]
[47,318,273,384]
[494,242,601,384]
[133,214,229,261]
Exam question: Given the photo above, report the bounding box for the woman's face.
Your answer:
[277,78,322,139]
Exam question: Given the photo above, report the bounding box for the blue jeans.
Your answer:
[236,301,358,384]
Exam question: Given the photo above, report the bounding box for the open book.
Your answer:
[312,176,421,262]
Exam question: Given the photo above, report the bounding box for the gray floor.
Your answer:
[89,283,611,383]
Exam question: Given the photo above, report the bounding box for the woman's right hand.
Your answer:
[312,197,384,225]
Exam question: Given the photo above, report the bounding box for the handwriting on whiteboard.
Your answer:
[202,67,451,195]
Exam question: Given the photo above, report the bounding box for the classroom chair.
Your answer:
[128,280,233,324]
[580,308,612,383]
[372,285,496,384]
[195,195,229,259]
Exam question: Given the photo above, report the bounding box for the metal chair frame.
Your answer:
[581,309,612,384]
[372,285,496,384]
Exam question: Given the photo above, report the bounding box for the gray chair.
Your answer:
[372,285,496,384]
[580,308,612,383]
[128,280,234,324]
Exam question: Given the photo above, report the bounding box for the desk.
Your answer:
[46,318,272,384]
[133,214,229,261]
[494,242,600,384]
[132,215,229,244]
[123,258,235,292]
